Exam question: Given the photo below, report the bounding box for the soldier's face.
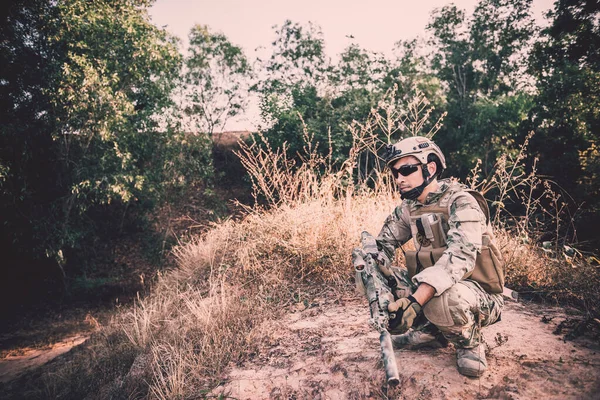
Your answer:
[391,156,424,193]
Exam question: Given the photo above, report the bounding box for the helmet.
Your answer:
[383,136,447,201]
[384,136,447,170]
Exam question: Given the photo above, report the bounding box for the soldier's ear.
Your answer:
[427,161,437,177]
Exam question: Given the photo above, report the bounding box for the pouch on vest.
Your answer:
[407,243,504,294]
[411,213,447,249]
[405,247,446,278]
[466,234,504,294]
[420,213,447,249]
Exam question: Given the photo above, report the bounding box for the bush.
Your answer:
[0,0,215,308]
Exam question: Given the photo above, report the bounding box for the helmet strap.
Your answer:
[400,165,434,201]
[422,163,431,178]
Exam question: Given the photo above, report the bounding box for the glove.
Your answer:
[387,295,422,334]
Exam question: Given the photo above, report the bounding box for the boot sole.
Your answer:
[457,366,486,377]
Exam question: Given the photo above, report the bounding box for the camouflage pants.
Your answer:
[392,267,503,349]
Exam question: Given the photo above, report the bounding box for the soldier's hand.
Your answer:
[387,295,422,334]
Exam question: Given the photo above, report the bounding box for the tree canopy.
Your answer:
[0,0,211,301]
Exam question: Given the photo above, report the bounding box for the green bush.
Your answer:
[0,0,213,306]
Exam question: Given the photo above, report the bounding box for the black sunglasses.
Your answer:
[390,163,421,179]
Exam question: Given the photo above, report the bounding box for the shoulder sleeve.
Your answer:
[375,203,412,267]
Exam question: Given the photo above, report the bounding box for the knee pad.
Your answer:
[423,282,477,327]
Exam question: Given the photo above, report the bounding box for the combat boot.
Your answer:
[391,329,448,350]
[456,344,487,377]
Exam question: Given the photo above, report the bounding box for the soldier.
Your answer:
[369,136,504,377]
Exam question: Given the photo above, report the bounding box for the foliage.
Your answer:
[257,19,328,95]
[528,0,600,241]
[254,20,335,159]
[0,0,212,299]
[426,0,536,177]
[255,21,445,167]
[183,24,252,140]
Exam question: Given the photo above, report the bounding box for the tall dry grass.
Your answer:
[6,89,598,400]
[466,132,599,313]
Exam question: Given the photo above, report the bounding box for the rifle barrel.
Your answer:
[380,330,400,386]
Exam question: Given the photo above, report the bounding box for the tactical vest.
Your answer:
[404,183,505,294]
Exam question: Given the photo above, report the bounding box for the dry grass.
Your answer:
[466,131,600,314]
[4,179,399,399]
[4,90,598,400]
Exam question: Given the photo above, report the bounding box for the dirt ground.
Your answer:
[0,291,599,399]
[213,294,600,400]
[0,334,89,384]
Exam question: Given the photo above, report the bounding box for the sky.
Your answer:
[149,0,557,131]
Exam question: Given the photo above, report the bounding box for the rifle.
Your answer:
[353,231,400,386]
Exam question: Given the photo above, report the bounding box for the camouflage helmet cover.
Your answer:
[384,136,447,170]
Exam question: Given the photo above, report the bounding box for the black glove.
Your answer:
[387,295,422,334]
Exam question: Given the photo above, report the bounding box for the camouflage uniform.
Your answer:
[376,178,503,349]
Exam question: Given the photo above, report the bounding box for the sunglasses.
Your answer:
[390,163,421,178]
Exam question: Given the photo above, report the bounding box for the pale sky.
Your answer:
[149,0,556,130]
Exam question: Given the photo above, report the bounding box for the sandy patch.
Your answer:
[213,296,600,399]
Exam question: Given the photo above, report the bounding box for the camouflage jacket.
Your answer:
[375,179,487,296]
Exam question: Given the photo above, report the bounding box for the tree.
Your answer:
[528,0,600,242]
[183,24,252,140]
[255,21,446,167]
[254,21,333,160]
[257,20,328,96]
[426,0,536,177]
[0,0,207,302]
